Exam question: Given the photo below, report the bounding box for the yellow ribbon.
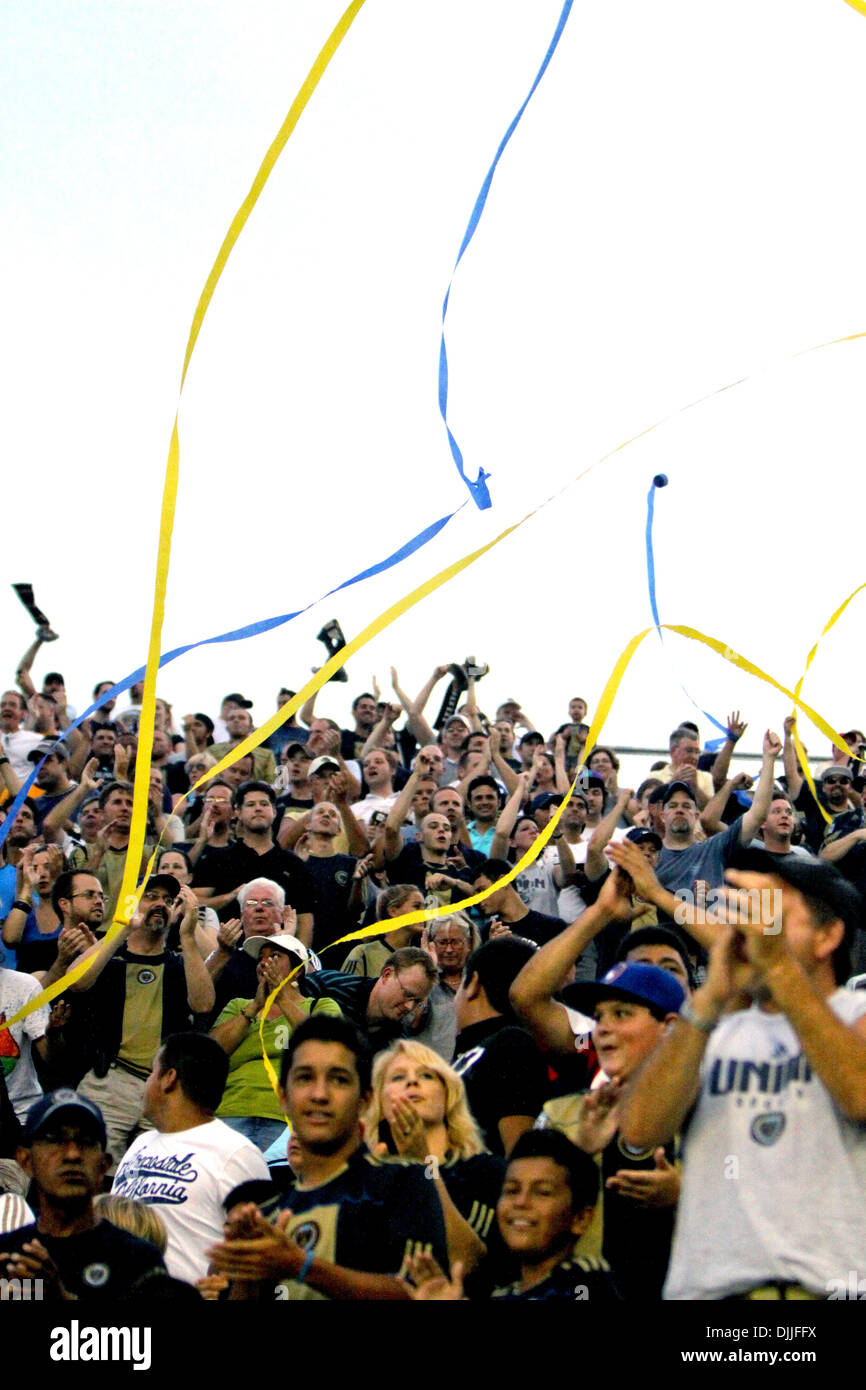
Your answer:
[115,0,368,938]
[843,0,866,15]
[8,329,866,1029]
[5,547,859,1028]
[0,3,369,1035]
[791,580,866,824]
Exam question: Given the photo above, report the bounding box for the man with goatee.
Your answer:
[65,873,215,1173]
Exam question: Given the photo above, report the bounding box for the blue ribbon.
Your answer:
[0,502,467,851]
[645,474,729,739]
[438,0,574,510]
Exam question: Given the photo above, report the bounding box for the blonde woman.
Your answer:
[364,1040,506,1260]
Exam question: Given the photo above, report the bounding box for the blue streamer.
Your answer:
[438,0,574,510]
[645,474,729,739]
[0,502,467,851]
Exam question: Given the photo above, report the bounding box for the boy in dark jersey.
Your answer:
[209,1016,449,1299]
[404,1130,619,1301]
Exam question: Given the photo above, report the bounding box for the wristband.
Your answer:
[12,899,33,914]
[678,999,717,1034]
[0,757,9,766]
[295,1248,315,1284]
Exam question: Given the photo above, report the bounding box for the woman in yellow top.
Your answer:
[210,932,342,1152]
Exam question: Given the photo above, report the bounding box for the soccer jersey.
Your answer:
[492,1253,621,1301]
[665,990,866,1299]
[268,1147,448,1300]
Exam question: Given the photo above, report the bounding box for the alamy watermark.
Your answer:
[0,1277,43,1300]
[673,887,783,934]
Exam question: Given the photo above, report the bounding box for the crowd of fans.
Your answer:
[2,628,866,1304]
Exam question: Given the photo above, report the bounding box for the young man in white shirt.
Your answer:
[620,852,866,1300]
[112,1032,269,1286]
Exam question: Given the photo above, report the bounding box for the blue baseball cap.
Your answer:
[563,961,685,1019]
[22,1089,108,1148]
[625,826,662,851]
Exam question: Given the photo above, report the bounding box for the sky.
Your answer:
[2,0,865,780]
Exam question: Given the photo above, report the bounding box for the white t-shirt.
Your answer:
[351,793,398,826]
[112,1119,270,1285]
[1,730,45,782]
[665,989,866,1299]
[0,969,48,1120]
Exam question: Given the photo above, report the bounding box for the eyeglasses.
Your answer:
[204,796,232,805]
[244,899,279,910]
[823,777,850,787]
[72,890,105,901]
[141,889,176,904]
[394,976,426,1007]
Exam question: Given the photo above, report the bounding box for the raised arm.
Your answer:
[297,689,319,730]
[175,886,216,1014]
[462,672,483,734]
[15,630,54,701]
[509,870,638,1055]
[782,714,804,801]
[403,665,451,748]
[553,733,570,795]
[699,772,752,837]
[42,760,100,840]
[382,768,421,862]
[330,773,369,859]
[490,774,530,859]
[0,752,21,800]
[738,729,781,842]
[487,727,518,796]
[585,788,632,881]
[359,703,404,759]
[710,711,747,791]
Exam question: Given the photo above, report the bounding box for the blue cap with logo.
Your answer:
[22,1089,108,1148]
[563,961,685,1019]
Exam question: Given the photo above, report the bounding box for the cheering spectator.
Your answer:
[211,934,341,1150]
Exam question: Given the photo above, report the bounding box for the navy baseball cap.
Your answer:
[625,826,663,851]
[563,961,685,1019]
[661,780,698,806]
[529,793,564,814]
[23,1089,108,1148]
[142,873,181,899]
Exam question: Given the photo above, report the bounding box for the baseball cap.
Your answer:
[529,793,564,814]
[727,846,864,941]
[821,766,853,783]
[243,933,310,966]
[27,739,69,762]
[661,780,698,805]
[285,742,312,758]
[223,692,253,709]
[563,961,685,1019]
[23,1089,107,1148]
[577,772,606,795]
[308,755,340,776]
[142,873,181,899]
[625,826,663,850]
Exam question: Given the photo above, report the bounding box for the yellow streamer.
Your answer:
[116,0,369,939]
[6,554,859,1028]
[792,580,866,824]
[843,0,866,15]
[8,328,866,1032]
[0,3,369,1035]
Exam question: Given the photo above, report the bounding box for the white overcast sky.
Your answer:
[2,0,865,777]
